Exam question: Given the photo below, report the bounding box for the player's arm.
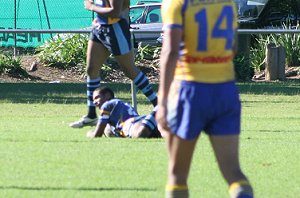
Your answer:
[156,0,183,132]
[156,27,182,132]
[87,102,113,138]
[84,0,124,18]
[86,122,107,138]
[158,28,182,103]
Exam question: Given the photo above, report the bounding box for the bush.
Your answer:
[234,54,254,81]
[269,23,300,66]
[250,35,268,72]
[37,33,161,65]
[135,44,161,70]
[0,52,29,78]
[37,33,88,71]
[36,33,259,82]
[250,23,300,71]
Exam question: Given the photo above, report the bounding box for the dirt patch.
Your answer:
[0,55,299,83]
[252,66,300,82]
[0,55,160,83]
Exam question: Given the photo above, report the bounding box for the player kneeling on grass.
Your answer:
[86,87,161,138]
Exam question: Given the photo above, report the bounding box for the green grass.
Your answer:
[0,82,299,197]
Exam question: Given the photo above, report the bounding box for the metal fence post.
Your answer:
[130,29,137,111]
[13,0,17,58]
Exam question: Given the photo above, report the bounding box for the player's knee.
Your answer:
[86,66,99,78]
[120,65,139,80]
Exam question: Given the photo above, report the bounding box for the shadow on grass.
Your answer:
[238,81,300,95]
[0,185,156,192]
[0,83,159,104]
[0,82,298,104]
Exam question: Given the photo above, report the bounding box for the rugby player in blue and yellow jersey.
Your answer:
[156,0,254,197]
[86,87,161,138]
[69,0,157,128]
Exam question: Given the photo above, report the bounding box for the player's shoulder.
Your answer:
[101,99,119,109]
[110,98,122,103]
[104,98,127,107]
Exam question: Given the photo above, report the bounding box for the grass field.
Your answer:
[0,82,299,198]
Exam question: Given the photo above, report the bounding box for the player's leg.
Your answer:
[128,122,151,138]
[141,106,161,137]
[86,40,110,117]
[114,49,139,79]
[116,52,157,106]
[69,39,110,128]
[122,116,153,138]
[207,81,253,198]
[125,106,160,138]
[165,133,198,198]
[209,135,253,198]
[111,18,157,106]
[162,81,205,197]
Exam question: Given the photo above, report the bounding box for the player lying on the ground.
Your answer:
[86,87,161,138]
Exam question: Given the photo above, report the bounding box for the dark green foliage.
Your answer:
[234,54,254,82]
[37,33,88,71]
[0,52,29,78]
[135,44,161,70]
[270,24,300,67]
[250,35,267,72]
[100,60,114,80]
[250,23,300,71]
[135,43,160,62]
[36,34,161,79]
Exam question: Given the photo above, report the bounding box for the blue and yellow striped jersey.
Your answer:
[162,0,238,83]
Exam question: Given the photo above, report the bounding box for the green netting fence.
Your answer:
[0,0,143,48]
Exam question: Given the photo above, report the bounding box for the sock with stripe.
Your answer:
[141,113,157,131]
[165,184,189,198]
[133,71,157,106]
[86,77,101,119]
[229,180,253,198]
[150,105,158,116]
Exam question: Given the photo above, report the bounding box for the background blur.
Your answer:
[0,0,146,47]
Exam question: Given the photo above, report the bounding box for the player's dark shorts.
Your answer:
[90,18,132,56]
[167,80,241,140]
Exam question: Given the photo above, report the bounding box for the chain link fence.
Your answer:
[0,0,143,48]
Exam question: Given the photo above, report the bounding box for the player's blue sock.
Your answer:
[133,72,157,106]
[150,105,158,116]
[87,77,101,118]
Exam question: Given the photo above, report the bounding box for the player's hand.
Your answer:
[86,130,96,138]
[92,18,99,28]
[84,0,94,11]
[155,104,170,137]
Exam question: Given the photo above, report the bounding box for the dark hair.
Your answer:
[98,87,115,99]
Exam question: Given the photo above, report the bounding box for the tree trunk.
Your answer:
[265,43,286,81]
